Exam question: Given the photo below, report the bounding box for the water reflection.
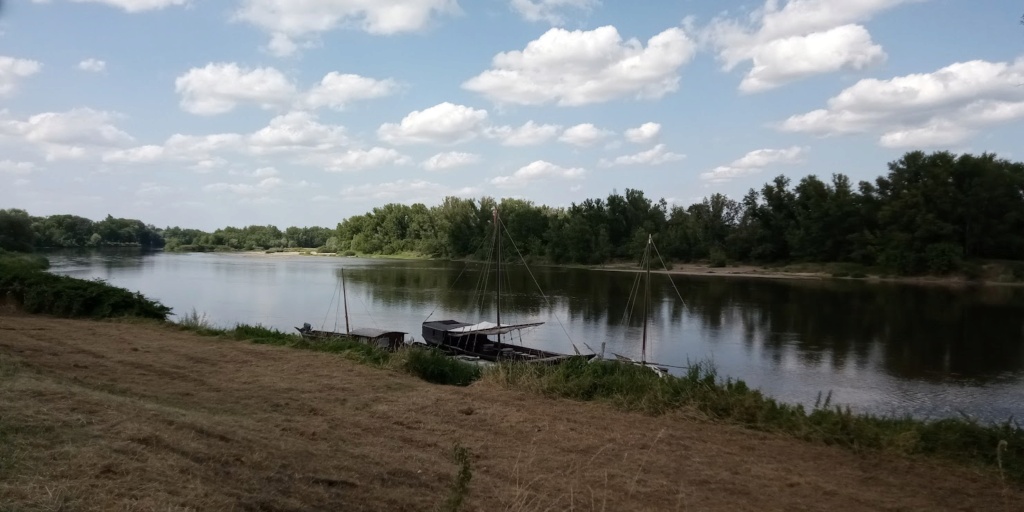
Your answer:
[45,250,1024,421]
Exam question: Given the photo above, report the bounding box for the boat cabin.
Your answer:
[349,327,408,350]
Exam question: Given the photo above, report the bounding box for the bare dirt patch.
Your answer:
[0,312,1018,511]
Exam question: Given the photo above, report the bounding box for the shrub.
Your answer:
[709,248,728,268]
[402,348,481,386]
[924,243,962,275]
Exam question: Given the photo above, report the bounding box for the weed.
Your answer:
[440,442,472,512]
[176,308,213,330]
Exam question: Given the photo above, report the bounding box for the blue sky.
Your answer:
[1,0,1022,230]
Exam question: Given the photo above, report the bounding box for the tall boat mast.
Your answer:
[341,267,350,335]
[494,206,502,344]
[641,234,652,364]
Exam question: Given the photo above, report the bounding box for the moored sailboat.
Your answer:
[421,207,594,364]
[296,267,410,351]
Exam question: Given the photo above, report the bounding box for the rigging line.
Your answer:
[497,216,585,355]
[320,275,339,330]
[621,267,642,326]
[651,239,687,308]
[423,263,470,323]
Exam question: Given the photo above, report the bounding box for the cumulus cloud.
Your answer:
[65,0,188,12]
[322,147,412,172]
[559,123,612,147]
[77,58,107,72]
[704,0,909,91]
[484,121,562,146]
[175,63,296,115]
[463,25,696,106]
[700,146,805,183]
[624,122,661,144]
[0,108,134,161]
[301,72,399,110]
[340,179,478,202]
[510,0,599,25]
[779,57,1024,148]
[0,56,42,96]
[248,111,348,153]
[491,160,585,187]
[102,111,350,166]
[423,151,480,171]
[234,0,460,56]
[174,64,397,115]
[599,144,683,167]
[378,102,488,145]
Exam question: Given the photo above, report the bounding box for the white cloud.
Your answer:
[484,121,562,146]
[341,179,478,202]
[705,0,910,91]
[491,160,585,187]
[739,25,885,92]
[136,183,171,197]
[61,0,188,12]
[248,111,348,153]
[700,146,805,183]
[0,108,134,161]
[0,56,42,96]
[175,63,296,115]
[463,25,696,106]
[624,122,661,144]
[599,144,683,167]
[378,102,488,145]
[203,177,283,196]
[0,160,36,174]
[780,57,1024,148]
[510,0,599,25]
[77,58,107,72]
[322,147,412,172]
[559,123,612,147]
[252,166,280,178]
[235,0,460,56]
[423,151,480,171]
[102,145,165,163]
[301,72,399,110]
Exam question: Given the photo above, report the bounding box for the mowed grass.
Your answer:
[174,314,1024,487]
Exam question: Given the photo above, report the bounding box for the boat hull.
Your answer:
[421,320,592,364]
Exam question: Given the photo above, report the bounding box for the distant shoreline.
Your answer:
[228,250,1024,288]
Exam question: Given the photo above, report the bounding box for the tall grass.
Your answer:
[484,357,1024,484]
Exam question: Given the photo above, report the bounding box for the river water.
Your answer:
[47,249,1024,423]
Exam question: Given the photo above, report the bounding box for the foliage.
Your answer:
[401,348,481,386]
[0,209,35,252]
[171,151,1024,276]
[29,213,164,249]
[0,256,171,320]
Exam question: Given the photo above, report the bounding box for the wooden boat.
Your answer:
[421,207,593,364]
[296,267,409,351]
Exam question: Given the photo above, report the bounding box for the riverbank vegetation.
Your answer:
[5,150,1022,278]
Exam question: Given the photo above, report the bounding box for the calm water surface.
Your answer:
[47,250,1024,422]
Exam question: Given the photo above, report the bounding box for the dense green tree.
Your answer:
[0,209,35,252]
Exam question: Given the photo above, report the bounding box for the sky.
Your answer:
[1,0,1022,230]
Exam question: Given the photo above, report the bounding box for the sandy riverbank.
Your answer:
[1,311,1018,511]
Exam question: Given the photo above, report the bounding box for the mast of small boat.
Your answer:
[494,206,501,344]
[341,267,350,336]
[641,234,652,365]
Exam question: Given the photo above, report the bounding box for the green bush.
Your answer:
[924,243,962,275]
[709,248,727,268]
[0,261,171,320]
[402,348,481,386]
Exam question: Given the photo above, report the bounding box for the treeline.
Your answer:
[0,211,166,251]
[3,151,1022,276]
[332,151,1024,275]
[161,225,333,252]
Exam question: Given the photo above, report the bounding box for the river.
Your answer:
[46,249,1024,423]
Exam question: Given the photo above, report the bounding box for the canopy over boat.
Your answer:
[445,320,544,337]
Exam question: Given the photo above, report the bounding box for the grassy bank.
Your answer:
[173,313,1024,486]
